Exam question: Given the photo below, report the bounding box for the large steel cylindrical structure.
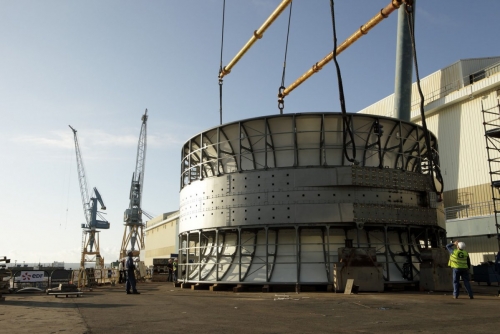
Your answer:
[178,113,445,286]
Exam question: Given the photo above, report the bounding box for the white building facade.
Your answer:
[143,211,179,267]
[360,57,500,264]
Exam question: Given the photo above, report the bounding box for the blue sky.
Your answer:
[2,0,499,264]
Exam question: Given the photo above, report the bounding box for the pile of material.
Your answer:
[47,283,83,298]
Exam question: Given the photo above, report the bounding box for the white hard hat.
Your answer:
[457,242,466,250]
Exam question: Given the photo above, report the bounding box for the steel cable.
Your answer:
[404,4,444,194]
[218,0,226,125]
[278,2,293,114]
[330,0,357,163]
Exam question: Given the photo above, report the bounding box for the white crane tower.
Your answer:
[120,109,149,260]
[69,125,110,269]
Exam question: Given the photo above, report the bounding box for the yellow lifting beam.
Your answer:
[219,0,293,79]
[279,0,408,101]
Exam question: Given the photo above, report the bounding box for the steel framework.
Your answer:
[69,126,109,271]
[178,113,445,285]
[481,103,500,251]
[121,109,149,260]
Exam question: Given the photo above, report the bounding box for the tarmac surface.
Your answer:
[1,282,499,334]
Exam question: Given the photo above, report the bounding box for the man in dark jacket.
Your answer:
[166,259,173,282]
[126,251,140,294]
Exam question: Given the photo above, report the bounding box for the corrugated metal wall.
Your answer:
[361,59,500,199]
[359,94,394,118]
[360,58,500,118]
[144,217,179,266]
[410,62,463,108]
[460,57,500,79]
[455,236,499,265]
[423,97,491,191]
[443,184,492,209]
[360,58,500,257]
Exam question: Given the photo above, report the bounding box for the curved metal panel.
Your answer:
[180,113,439,187]
[178,113,444,285]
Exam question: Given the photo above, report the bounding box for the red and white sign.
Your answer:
[15,271,45,282]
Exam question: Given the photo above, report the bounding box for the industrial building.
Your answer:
[360,56,500,265]
[143,211,179,267]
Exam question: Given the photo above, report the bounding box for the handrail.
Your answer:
[410,62,500,111]
[445,201,495,220]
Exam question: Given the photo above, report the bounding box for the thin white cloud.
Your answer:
[12,128,184,151]
[14,130,74,149]
[7,246,82,265]
[148,132,185,148]
[417,8,458,28]
[99,245,123,263]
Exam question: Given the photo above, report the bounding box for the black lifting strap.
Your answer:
[218,0,226,125]
[278,1,293,115]
[330,0,356,163]
[405,4,443,194]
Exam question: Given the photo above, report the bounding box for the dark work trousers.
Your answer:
[119,270,125,284]
[452,268,473,298]
[126,270,137,293]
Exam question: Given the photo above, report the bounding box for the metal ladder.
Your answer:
[481,102,500,252]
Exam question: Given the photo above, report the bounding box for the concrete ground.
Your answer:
[1,282,499,334]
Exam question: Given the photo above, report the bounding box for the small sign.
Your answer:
[344,279,355,294]
[15,271,45,282]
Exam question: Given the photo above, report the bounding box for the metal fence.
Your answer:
[411,62,500,110]
[9,270,72,292]
[5,268,120,293]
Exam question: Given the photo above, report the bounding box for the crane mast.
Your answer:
[120,109,148,260]
[69,125,91,226]
[69,125,110,270]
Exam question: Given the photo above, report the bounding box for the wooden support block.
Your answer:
[233,284,247,293]
[191,283,209,290]
[262,285,271,293]
[180,283,192,289]
[209,284,227,291]
[344,279,355,294]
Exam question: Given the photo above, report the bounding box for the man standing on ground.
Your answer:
[126,251,140,294]
[172,258,178,282]
[118,259,124,284]
[167,259,173,282]
[446,240,473,299]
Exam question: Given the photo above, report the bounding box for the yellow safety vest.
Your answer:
[448,249,469,269]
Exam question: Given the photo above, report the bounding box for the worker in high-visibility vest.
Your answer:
[446,240,473,299]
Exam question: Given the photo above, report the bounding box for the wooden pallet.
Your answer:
[48,291,83,298]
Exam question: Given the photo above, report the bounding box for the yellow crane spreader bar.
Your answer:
[279,0,407,101]
[219,0,293,79]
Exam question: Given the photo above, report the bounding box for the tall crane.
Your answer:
[69,125,110,269]
[120,109,149,260]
